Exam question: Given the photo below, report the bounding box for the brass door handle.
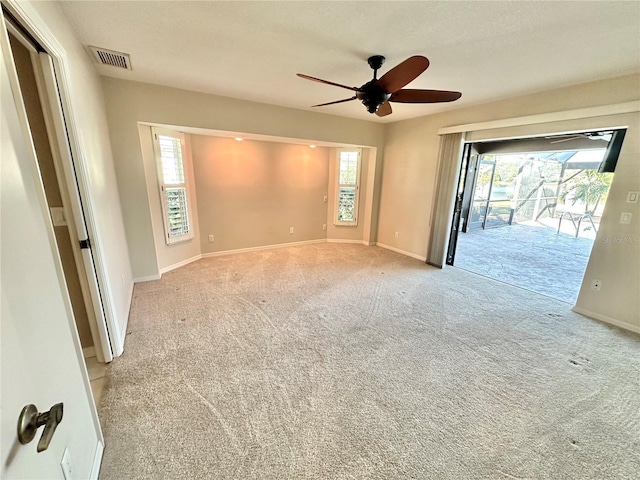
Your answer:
[17,403,64,452]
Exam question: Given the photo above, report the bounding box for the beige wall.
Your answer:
[191,136,329,252]
[574,113,639,330]
[379,74,640,330]
[102,77,385,279]
[379,74,640,254]
[140,131,377,266]
[100,62,638,330]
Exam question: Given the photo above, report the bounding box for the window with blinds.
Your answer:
[152,128,193,244]
[335,149,361,226]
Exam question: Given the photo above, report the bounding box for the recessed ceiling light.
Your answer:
[234,137,243,142]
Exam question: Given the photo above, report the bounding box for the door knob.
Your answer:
[17,403,64,452]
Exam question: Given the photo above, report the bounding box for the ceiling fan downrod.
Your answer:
[358,55,390,113]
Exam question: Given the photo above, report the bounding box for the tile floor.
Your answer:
[85,355,108,405]
[453,218,596,304]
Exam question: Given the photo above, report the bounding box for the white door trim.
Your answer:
[89,441,105,480]
[3,0,123,356]
[37,52,114,363]
[0,4,104,463]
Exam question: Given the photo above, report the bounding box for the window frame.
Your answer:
[151,127,194,245]
[334,148,362,226]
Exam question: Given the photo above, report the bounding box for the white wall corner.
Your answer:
[116,276,135,356]
[115,325,125,356]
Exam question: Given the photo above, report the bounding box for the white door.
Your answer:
[38,52,114,363]
[1,15,102,479]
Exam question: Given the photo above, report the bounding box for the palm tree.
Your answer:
[561,170,612,214]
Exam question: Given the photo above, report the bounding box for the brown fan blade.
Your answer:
[390,89,462,103]
[297,74,359,92]
[376,56,430,93]
[375,101,392,117]
[312,96,357,107]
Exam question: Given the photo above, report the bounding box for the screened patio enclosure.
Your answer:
[449,130,622,304]
[467,149,611,232]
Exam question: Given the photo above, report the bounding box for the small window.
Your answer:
[152,128,193,244]
[334,149,361,226]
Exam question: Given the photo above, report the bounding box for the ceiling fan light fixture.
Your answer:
[356,81,391,114]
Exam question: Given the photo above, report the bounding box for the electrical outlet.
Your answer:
[627,191,639,203]
[591,279,602,291]
[620,212,632,224]
[323,195,328,203]
[322,224,326,231]
[61,447,72,479]
[289,227,294,234]
[208,234,214,243]
[395,231,399,238]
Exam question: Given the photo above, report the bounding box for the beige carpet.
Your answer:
[98,243,639,479]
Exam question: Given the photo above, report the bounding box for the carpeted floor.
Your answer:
[97,243,640,479]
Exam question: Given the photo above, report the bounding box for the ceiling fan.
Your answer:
[546,131,613,144]
[297,55,461,117]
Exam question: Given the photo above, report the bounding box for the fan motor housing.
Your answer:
[357,81,391,113]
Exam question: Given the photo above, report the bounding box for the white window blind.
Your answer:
[152,128,193,245]
[335,149,361,226]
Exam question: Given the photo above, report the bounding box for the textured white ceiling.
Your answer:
[59,1,640,123]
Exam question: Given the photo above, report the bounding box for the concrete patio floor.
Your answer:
[453,219,596,304]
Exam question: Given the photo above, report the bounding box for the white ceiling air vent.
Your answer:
[89,46,132,70]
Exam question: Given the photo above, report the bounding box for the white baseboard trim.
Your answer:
[376,242,427,262]
[202,239,327,258]
[108,304,125,358]
[83,346,96,359]
[90,440,104,480]
[326,238,370,245]
[160,254,203,275]
[133,274,162,283]
[115,279,135,358]
[572,307,640,334]
[115,322,126,357]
